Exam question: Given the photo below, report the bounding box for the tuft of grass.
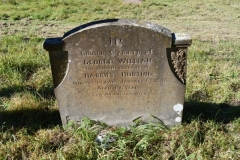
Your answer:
[0,0,240,159]
[2,118,239,159]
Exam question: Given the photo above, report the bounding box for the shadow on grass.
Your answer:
[1,109,61,132]
[1,101,239,132]
[0,85,60,132]
[1,85,240,131]
[183,101,240,124]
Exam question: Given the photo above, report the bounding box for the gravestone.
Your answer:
[43,19,191,126]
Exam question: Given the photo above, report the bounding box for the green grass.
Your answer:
[0,0,240,159]
[186,40,240,103]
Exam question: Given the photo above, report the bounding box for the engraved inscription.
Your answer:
[80,51,105,57]
[145,49,153,55]
[85,67,94,70]
[72,36,163,97]
[110,49,153,56]
[110,38,122,46]
[104,80,118,84]
[121,79,143,84]
[123,92,146,96]
[125,86,141,90]
[97,86,122,90]
[96,67,116,70]
[111,50,141,56]
[84,59,112,65]
[92,92,147,96]
[73,80,119,85]
[118,58,152,64]
[96,85,141,91]
[122,72,152,77]
[85,73,114,78]
[154,78,168,83]
[119,66,140,70]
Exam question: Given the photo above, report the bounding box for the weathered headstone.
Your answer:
[43,19,191,126]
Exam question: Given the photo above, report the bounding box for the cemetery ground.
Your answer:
[0,0,240,159]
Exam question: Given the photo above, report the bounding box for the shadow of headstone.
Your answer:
[1,108,61,132]
[0,85,58,131]
[183,101,240,124]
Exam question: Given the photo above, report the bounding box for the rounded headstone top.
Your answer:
[63,19,172,39]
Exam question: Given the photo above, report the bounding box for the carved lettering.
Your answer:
[122,72,152,77]
[81,81,103,85]
[123,92,146,96]
[85,67,94,70]
[124,86,141,90]
[96,85,141,90]
[144,65,150,69]
[85,73,114,78]
[111,50,141,56]
[119,66,140,70]
[84,59,112,65]
[154,78,168,83]
[80,51,105,57]
[96,67,116,70]
[96,73,114,78]
[97,93,121,96]
[85,73,94,78]
[104,80,118,84]
[74,40,156,97]
[73,82,83,85]
[110,38,122,46]
[93,92,147,96]
[145,49,153,54]
[73,80,121,85]
[121,79,142,84]
[118,58,152,64]
[97,86,122,90]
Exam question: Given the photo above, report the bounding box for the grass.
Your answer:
[0,0,240,159]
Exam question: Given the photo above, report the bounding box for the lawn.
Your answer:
[0,0,240,159]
